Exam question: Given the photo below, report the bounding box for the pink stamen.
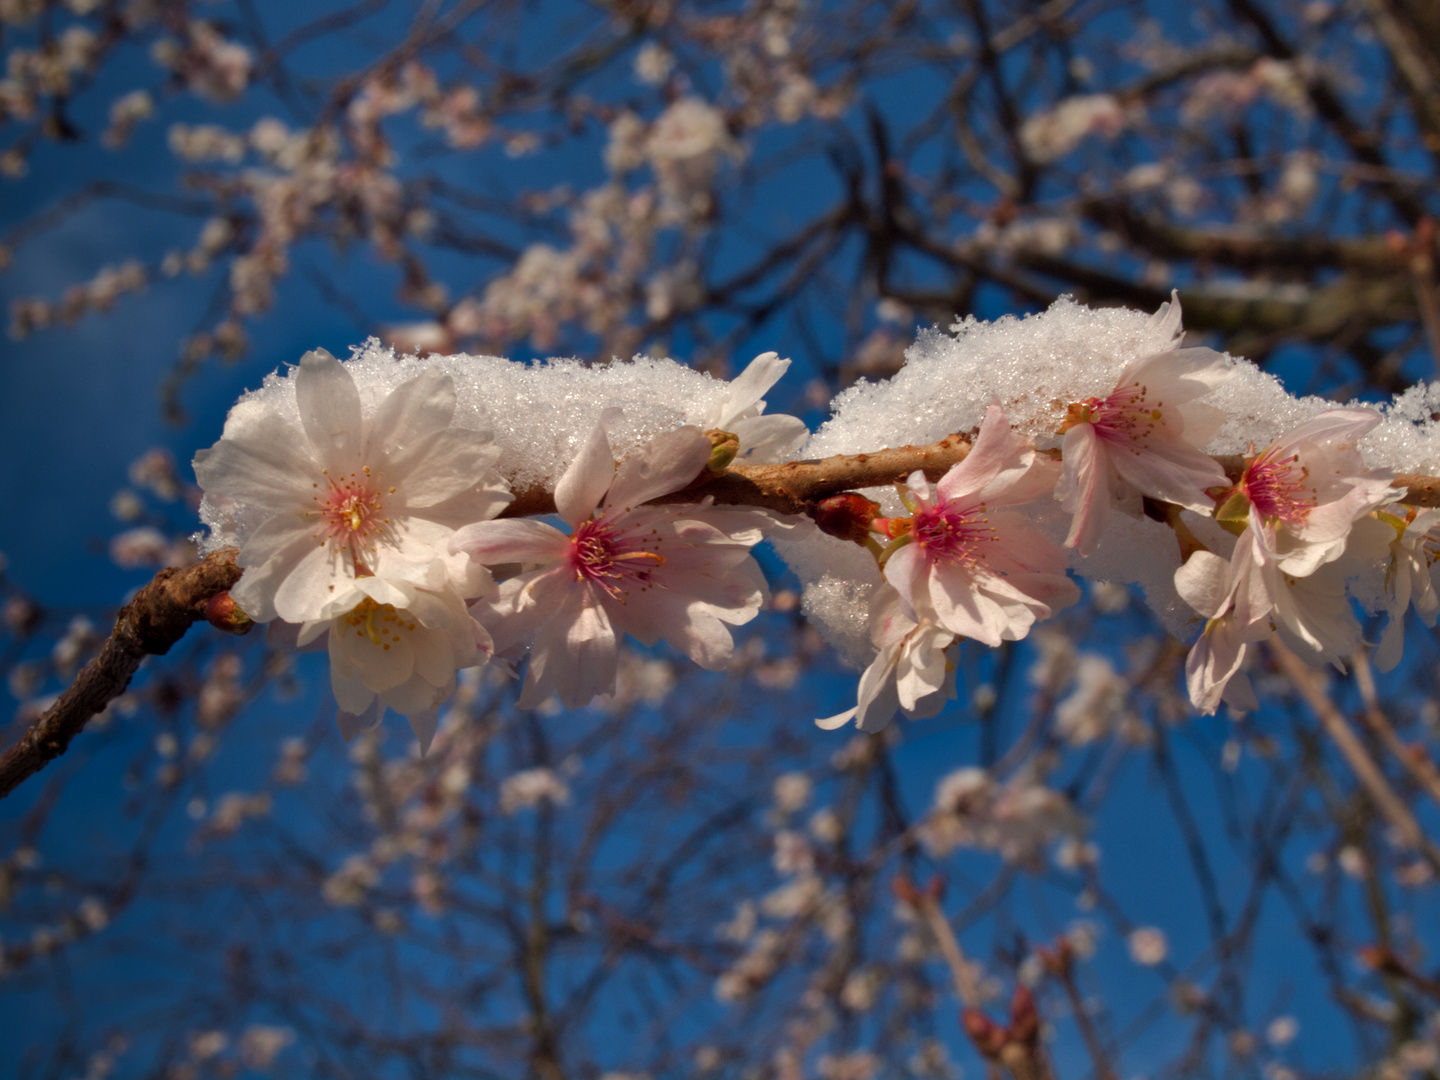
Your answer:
[912,502,996,567]
[311,469,387,561]
[1243,448,1314,525]
[1083,382,1166,449]
[568,518,665,601]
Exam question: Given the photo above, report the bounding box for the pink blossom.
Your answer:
[1056,330,1232,555]
[450,420,772,709]
[816,585,956,732]
[1175,408,1397,712]
[1222,407,1396,576]
[1373,508,1440,671]
[881,405,1078,646]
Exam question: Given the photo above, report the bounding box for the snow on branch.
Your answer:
[13,294,1440,795]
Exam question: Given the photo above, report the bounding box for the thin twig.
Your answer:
[1351,650,1440,813]
[1269,641,1440,872]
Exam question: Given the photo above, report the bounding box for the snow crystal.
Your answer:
[781,294,1440,654]
[199,295,1440,667]
[198,340,752,552]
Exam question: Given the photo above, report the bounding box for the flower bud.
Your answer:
[704,429,740,474]
[813,493,881,545]
[1008,984,1040,1047]
[203,592,254,635]
[961,1008,1008,1058]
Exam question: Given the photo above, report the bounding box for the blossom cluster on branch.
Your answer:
[193,295,1440,748]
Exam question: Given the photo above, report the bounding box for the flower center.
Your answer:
[312,467,389,564]
[1242,448,1314,525]
[337,597,417,651]
[568,518,665,601]
[1062,383,1165,444]
[912,503,996,567]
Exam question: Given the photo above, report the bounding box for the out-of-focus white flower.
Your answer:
[195,348,509,624]
[817,1051,881,1080]
[923,766,1081,866]
[633,43,674,84]
[1267,1016,1299,1048]
[1127,926,1168,965]
[452,419,771,708]
[1020,94,1126,163]
[1054,654,1131,744]
[644,98,739,213]
[239,1026,295,1070]
[500,767,571,814]
[772,772,813,814]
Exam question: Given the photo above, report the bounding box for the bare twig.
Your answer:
[1269,641,1440,871]
[1351,650,1440,813]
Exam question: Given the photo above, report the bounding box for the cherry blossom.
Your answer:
[1217,408,1396,576]
[879,405,1079,647]
[702,351,808,461]
[921,766,1081,866]
[1174,544,1361,713]
[816,585,956,732]
[1055,308,1232,555]
[450,419,772,709]
[295,565,491,752]
[194,349,510,624]
[1175,408,1397,712]
[1373,508,1440,672]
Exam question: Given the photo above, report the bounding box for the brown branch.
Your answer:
[11,434,1440,802]
[0,549,246,800]
[501,433,979,519]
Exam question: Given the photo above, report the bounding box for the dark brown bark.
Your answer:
[0,549,246,800]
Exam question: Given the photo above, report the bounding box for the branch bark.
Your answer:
[0,549,245,800]
[9,435,1440,802]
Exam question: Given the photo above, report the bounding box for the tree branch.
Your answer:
[0,549,246,800]
[9,436,1440,802]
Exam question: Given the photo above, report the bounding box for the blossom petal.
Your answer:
[450,518,570,566]
[1056,423,1106,554]
[1108,425,1228,513]
[335,698,383,740]
[295,349,363,470]
[555,422,615,527]
[192,411,319,512]
[718,351,788,426]
[1174,550,1233,620]
[816,707,859,730]
[406,709,440,755]
[854,644,903,732]
[605,425,711,511]
[731,414,808,461]
[936,405,1028,504]
[522,585,618,709]
[365,366,460,465]
[395,429,506,508]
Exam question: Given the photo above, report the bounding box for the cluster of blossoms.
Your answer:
[195,296,1440,747]
[195,347,799,747]
[814,298,1430,726]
